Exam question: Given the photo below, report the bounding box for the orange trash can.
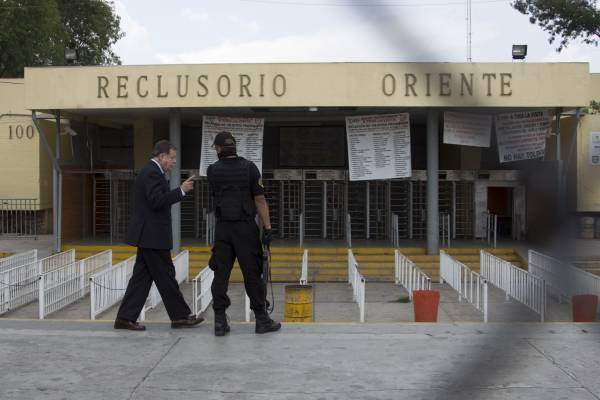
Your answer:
[572,294,598,322]
[413,290,440,322]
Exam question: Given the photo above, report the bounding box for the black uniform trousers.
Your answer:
[210,219,266,313]
[117,247,191,322]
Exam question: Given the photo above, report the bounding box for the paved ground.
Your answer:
[1,319,599,400]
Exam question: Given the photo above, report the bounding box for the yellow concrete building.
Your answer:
[0,62,598,251]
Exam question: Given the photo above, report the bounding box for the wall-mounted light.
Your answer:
[64,48,79,65]
[512,44,527,60]
[308,107,319,112]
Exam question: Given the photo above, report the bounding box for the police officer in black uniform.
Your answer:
[207,131,281,336]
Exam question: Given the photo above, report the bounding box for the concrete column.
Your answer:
[54,112,62,253]
[169,109,182,253]
[426,110,439,255]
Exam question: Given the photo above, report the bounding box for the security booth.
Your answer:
[16,62,593,253]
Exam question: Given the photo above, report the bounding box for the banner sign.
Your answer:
[495,110,550,163]
[200,115,264,176]
[346,113,411,181]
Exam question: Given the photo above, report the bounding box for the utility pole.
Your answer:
[466,0,472,62]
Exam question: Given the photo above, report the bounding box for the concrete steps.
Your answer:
[60,244,527,284]
[404,247,528,281]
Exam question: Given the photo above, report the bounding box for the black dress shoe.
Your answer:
[114,319,146,331]
[171,315,204,329]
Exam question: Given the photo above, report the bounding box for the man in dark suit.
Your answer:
[114,140,203,331]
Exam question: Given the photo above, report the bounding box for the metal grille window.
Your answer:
[325,181,345,240]
[303,180,323,239]
[390,181,410,240]
[411,181,427,239]
[347,181,367,240]
[0,199,39,238]
[455,181,474,238]
[368,181,388,240]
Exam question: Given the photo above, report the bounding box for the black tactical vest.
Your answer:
[210,157,256,221]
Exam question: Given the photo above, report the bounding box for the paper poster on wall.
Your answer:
[495,110,550,163]
[345,113,411,181]
[443,111,492,147]
[590,132,600,165]
[199,115,264,176]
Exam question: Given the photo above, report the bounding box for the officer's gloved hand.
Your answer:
[262,228,273,247]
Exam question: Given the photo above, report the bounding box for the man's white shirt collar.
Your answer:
[151,158,164,175]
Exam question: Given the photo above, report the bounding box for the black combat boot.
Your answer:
[255,310,281,334]
[214,311,230,336]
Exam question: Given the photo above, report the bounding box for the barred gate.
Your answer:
[0,199,39,239]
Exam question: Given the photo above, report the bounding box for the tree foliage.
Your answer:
[512,0,600,52]
[0,0,123,77]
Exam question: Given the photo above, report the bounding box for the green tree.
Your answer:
[512,0,600,51]
[0,0,123,78]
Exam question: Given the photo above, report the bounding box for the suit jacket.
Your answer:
[125,160,184,249]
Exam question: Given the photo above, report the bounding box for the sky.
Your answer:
[112,0,600,72]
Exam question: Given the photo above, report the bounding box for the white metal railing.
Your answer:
[348,249,366,322]
[0,249,37,272]
[346,213,352,248]
[394,250,431,300]
[480,250,545,322]
[39,250,113,319]
[80,250,113,293]
[90,256,136,320]
[41,249,76,274]
[39,261,81,319]
[440,212,451,247]
[140,250,189,320]
[206,212,216,246]
[192,266,214,316]
[483,211,498,248]
[391,214,399,248]
[440,251,488,322]
[0,250,74,316]
[0,261,40,315]
[529,250,600,303]
[300,249,308,285]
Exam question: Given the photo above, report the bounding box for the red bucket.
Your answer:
[413,290,440,322]
[572,294,598,322]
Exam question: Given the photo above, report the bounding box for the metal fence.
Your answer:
[347,249,366,322]
[440,212,451,247]
[299,249,308,285]
[139,250,189,321]
[41,249,76,274]
[483,211,498,248]
[192,266,214,317]
[391,214,399,248]
[39,250,113,319]
[440,250,488,322]
[90,255,136,320]
[480,250,545,322]
[394,249,431,300]
[529,250,600,303]
[0,249,37,272]
[0,260,40,315]
[0,199,39,238]
[1,249,76,316]
[346,213,352,248]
